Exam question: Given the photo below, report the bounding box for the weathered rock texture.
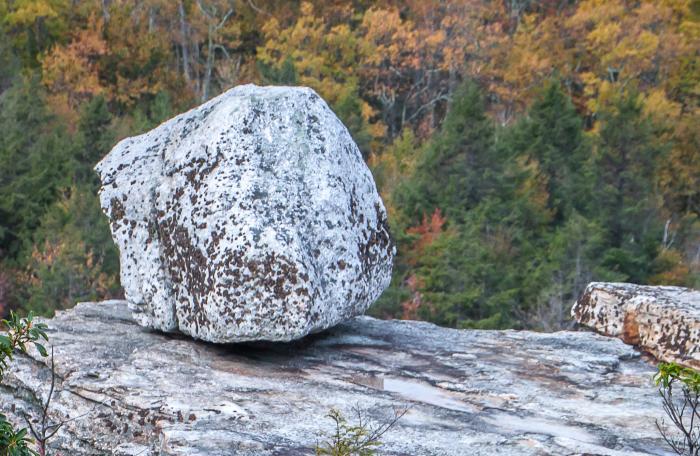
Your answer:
[573,282,700,368]
[2,300,670,455]
[95,85,393,343]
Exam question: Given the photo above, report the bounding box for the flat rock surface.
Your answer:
[1,300,672,455]
[573,282,700,368]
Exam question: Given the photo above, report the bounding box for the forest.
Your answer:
[0,0,697,330]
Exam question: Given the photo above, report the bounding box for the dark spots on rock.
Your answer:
[174,186,185,200]
[158,216,212,332]
[110,197,126,222]
[252,188,269,201]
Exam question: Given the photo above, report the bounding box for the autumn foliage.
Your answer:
[0,0,697,329]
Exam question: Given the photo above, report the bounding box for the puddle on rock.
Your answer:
[350,375,476,413]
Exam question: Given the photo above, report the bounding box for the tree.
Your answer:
[74,95,114,186]
[21,186,120,316]
[396,80,499,221]
[504,80,591,223]
[0,76,72,258]
[592,92,663,283]
[40,15,106,122]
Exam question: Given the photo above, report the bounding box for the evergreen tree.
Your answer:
[21,186,120,315]
[396,81,499,221]
[504,80,591,222]
[593,92,663,283]
[75,95,114,186]
[0,76,72,258]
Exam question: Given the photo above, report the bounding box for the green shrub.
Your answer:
[315,406,406,456]
[654,362,700,455]
[0,311,48,456]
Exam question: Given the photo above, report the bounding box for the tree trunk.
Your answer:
[179,0,192,83]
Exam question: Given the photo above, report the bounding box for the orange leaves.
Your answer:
[406,208,448,264]
[399,208,449,320]
[41,15,107,118]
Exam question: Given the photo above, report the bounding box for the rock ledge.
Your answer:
[572,282,700,368]
[1,300,670,455]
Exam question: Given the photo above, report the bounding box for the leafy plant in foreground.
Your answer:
[315,406,407,456]
[654,362,700,455]
[0,311,48,456]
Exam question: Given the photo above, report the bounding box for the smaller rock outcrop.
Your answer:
[95,85,393,343]
[572,282,700,368]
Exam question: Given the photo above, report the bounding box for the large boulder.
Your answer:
[95,85,393,343]
[572,282,700,368]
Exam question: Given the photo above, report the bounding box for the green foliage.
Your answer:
[0,311,49,456]
[258,56,298,85]
[0,76,71,258]
[654,362,700,455]
[504,79,591,222]
[397,80,498,221]
[315,407,405,456]
[592,92,664,283]
[20,186,120,315]
[655,362,700,393]
[0,418,36,456]
[74,96,114,186]
[0,311,49,381]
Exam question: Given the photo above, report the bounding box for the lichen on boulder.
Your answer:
[572,282,700,368]
[95,85,393,343]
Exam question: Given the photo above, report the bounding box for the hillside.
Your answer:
[0,0,698,329]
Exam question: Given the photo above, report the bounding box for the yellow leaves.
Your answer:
[586,21,622,52]
[553,0,695,121]
[3,0,65,27]
[258,1,352,102]
[642,89,681,125]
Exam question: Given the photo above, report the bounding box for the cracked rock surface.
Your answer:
[1,300,671,455]
[95,85,393,343]
[572,282,700,368]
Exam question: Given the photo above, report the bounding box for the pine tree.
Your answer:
[505,80,591,222]
[75,95,114,186]
[0,76,72,258]
[396,81,499,221]
[593,92,664,283]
